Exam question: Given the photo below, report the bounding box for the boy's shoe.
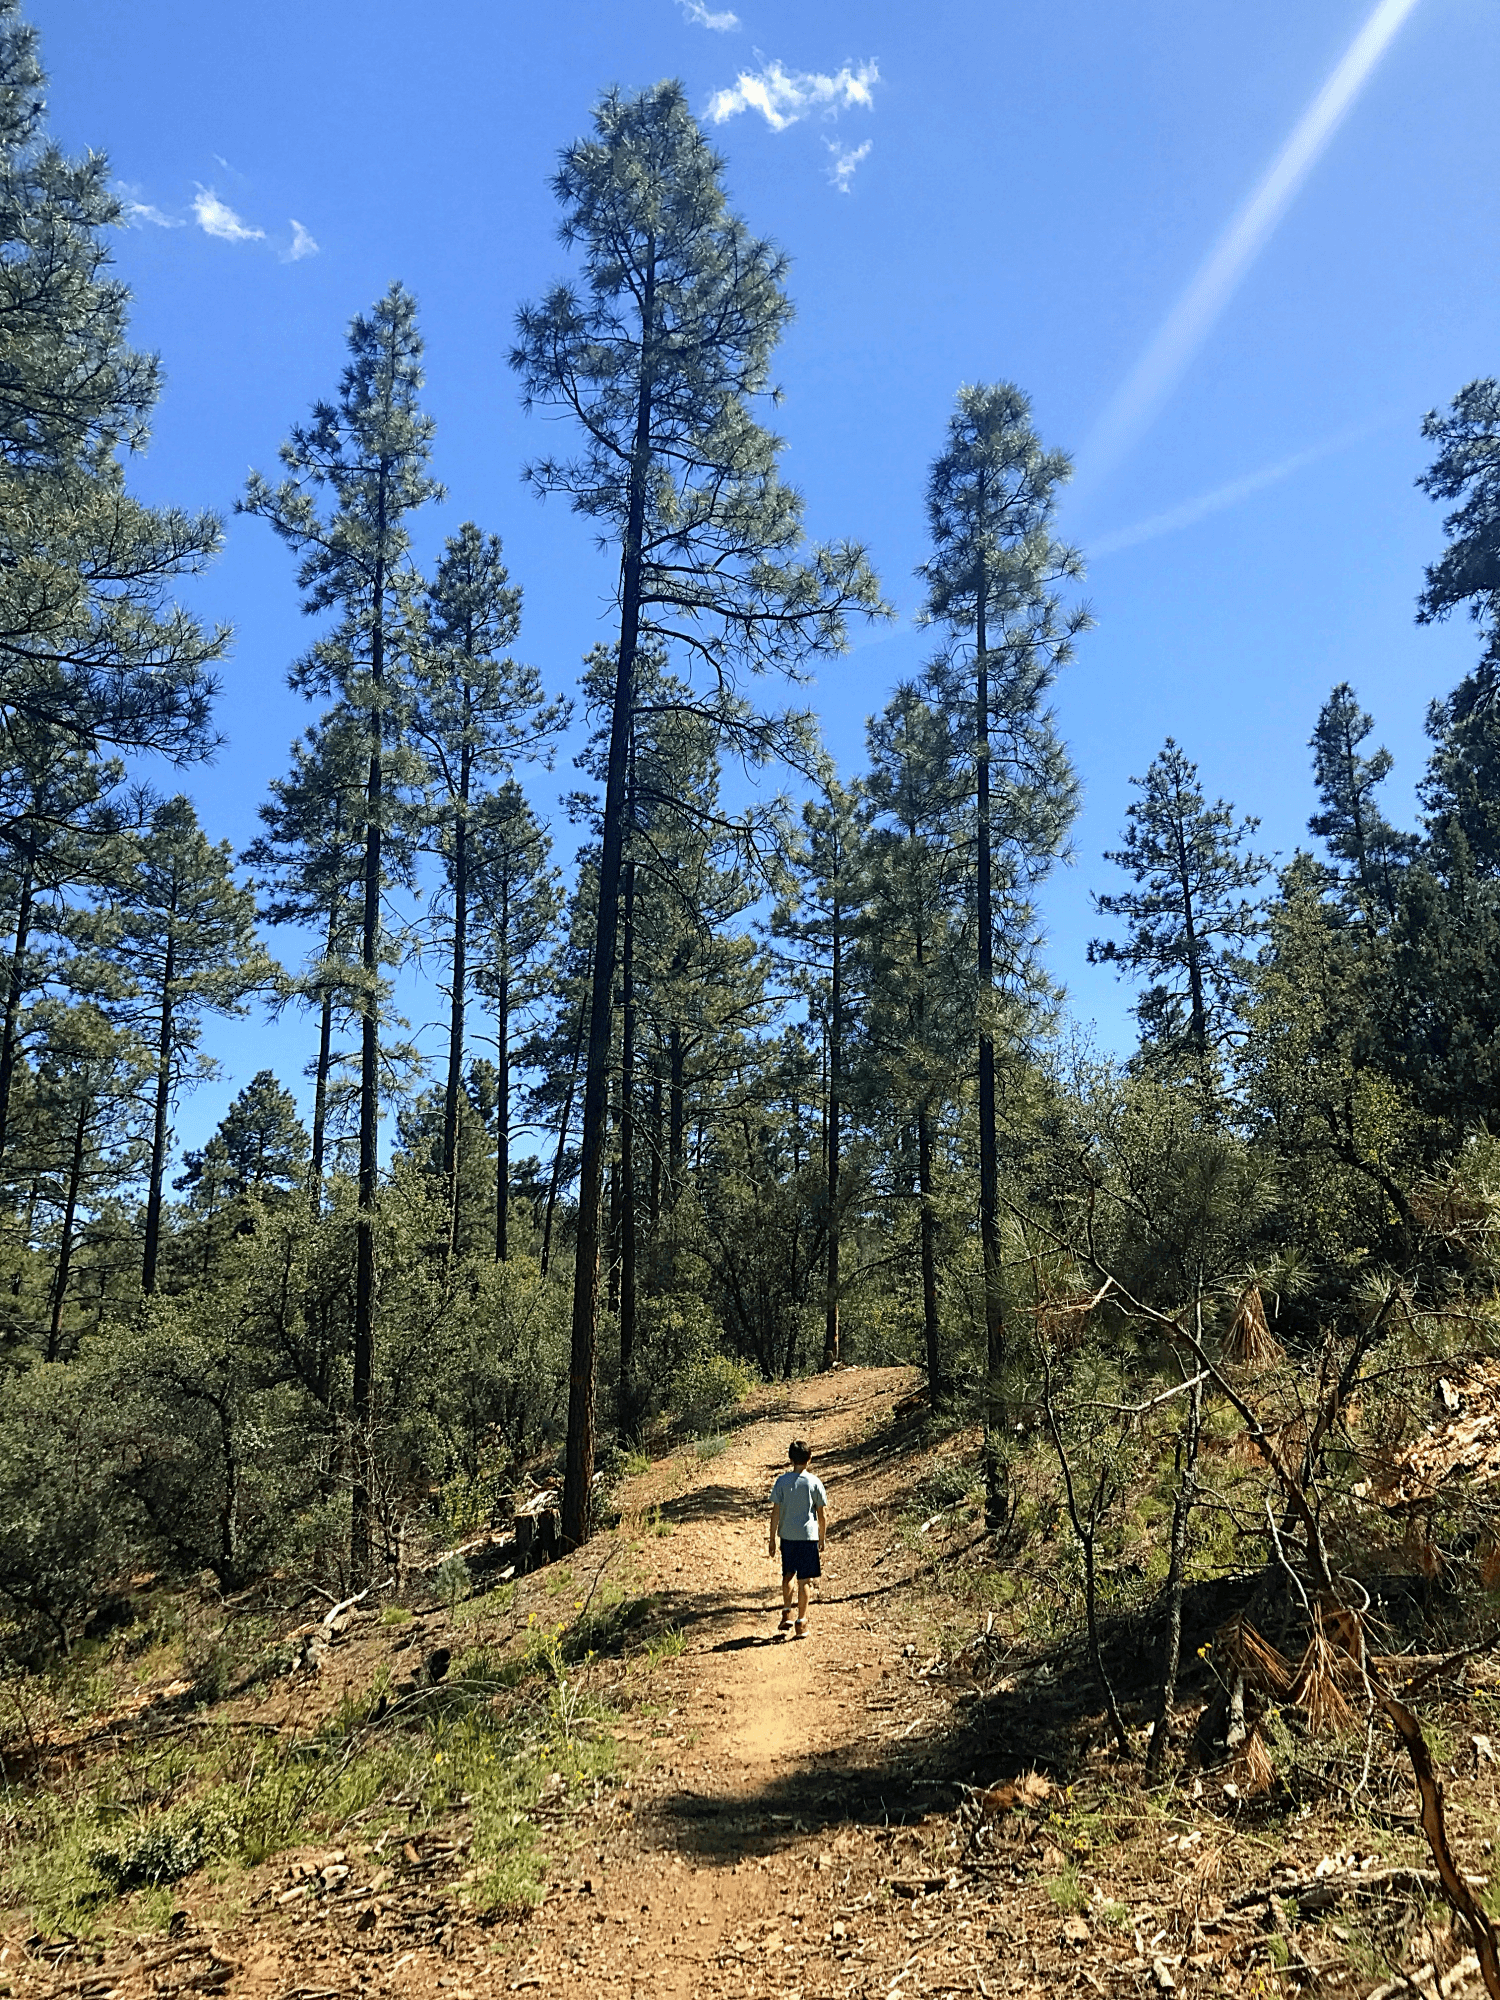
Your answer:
[777,1611,794,1632]
[794,1618,808,1639]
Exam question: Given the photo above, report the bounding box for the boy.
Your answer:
[768,1439,827,1638]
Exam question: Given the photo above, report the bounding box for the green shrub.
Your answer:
[0,1362,128,1657]
[670,1353,753,1433]
[88,1803,230,1890]
[913,1455,974,1515]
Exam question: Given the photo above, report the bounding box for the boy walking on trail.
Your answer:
[768,1440,827,1638]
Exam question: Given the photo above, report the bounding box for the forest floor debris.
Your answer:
[5,1364,1500,1997]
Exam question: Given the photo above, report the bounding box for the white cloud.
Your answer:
[707,57,879,132]
[191,185,264,243]
[117,184,181,229]
[286,219,319,261]
[678,0,738,28]
[825,138,872,193]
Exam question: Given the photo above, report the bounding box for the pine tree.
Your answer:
[1384,830,1500,1136]
[20,997,148,1358]
[917,384,1085,1504]
[176,1070,309,1208]
[241,715,375,1197]
[861,685,971,1402]
[512,83,883,1546]
[1308,683,1411,917]
[0,1,225,769]
[575,648,766,1428]
[771,777,868,1373]
[1420,667,1500,879]
[0,726,127,1168]
[107,796,271,1294]
[1089,740,1266,1072]
[242,283,442,1584]
[468,783,561,1262]
[1416,378,1500,674]
[412,524,567,1231]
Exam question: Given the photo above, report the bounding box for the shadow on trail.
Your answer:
[654,1481,756,1528]
[638,1582,1243,1869]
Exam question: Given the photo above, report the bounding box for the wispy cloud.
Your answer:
[678,0,738,28]
[285,219,319,261]
[117,184,181,229]
[1088,422,1378,558]
[708,58,879,132]
[192,185,264,243]
[1077,0,1422,501]
[825,138,872,194]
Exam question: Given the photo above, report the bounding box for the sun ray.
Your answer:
[1076,0,1422,502]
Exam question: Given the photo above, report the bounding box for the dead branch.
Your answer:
[1037,1342,1132,1759]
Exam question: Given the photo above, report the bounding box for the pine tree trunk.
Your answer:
[443,738,472,1249]
[823,900,841,1372]
[309,907,338,1205]
[47,1091,89,1360]
[975,573,1007,1527]
[1175,820,1209,1065]
[142,930,176,1295]
[563,250,656,1551]
[607,1147,621,1315]
[917,1102,941,1403]
[494,960,510,1261]
[351,503,388,1591]
[668,1023,685,1200]
[648,1070,662,1230]
[619,857,638,1437]
[541,995,586,1277]
[0,852,35,1169]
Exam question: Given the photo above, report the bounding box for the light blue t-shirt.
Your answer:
[770,1468,827,1540]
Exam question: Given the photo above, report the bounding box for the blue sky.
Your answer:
[30,0,1500,1150]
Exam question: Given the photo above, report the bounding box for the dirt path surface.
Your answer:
[13,1364,1408,1999]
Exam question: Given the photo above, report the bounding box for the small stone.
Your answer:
[1061,1915,1090,1946]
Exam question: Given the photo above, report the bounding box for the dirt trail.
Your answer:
[15,1364,1367,1998]
[14,1367,975,2000]
[629,1367,897,1778]
[503,1364,926,2000]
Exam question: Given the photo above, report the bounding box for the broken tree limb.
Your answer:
[997,1189,1500,1994]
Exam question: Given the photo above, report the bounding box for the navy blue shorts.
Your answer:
[781,1540,822,1581]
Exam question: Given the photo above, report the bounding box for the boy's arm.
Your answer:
[815,1503,827,1549]
[767,1502,780,1557]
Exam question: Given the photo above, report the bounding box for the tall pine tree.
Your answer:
[411,524,567,1234]
[1089,739,1266,1073]
[1308,683,1410,917]
[107,796,270,1294]
[917,384,1084,1511]
[468,783,561,1262]
[512,83,883,1546]
[242,714,381,1198]
[242,283,441,1583]
[0,0,225,771]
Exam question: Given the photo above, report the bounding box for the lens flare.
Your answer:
[1077,0,1422,501]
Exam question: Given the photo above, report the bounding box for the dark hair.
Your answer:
[788,1438,811,1464]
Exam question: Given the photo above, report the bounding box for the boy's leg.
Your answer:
[797,1577,810,1624]
[779,1555,795,1628]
